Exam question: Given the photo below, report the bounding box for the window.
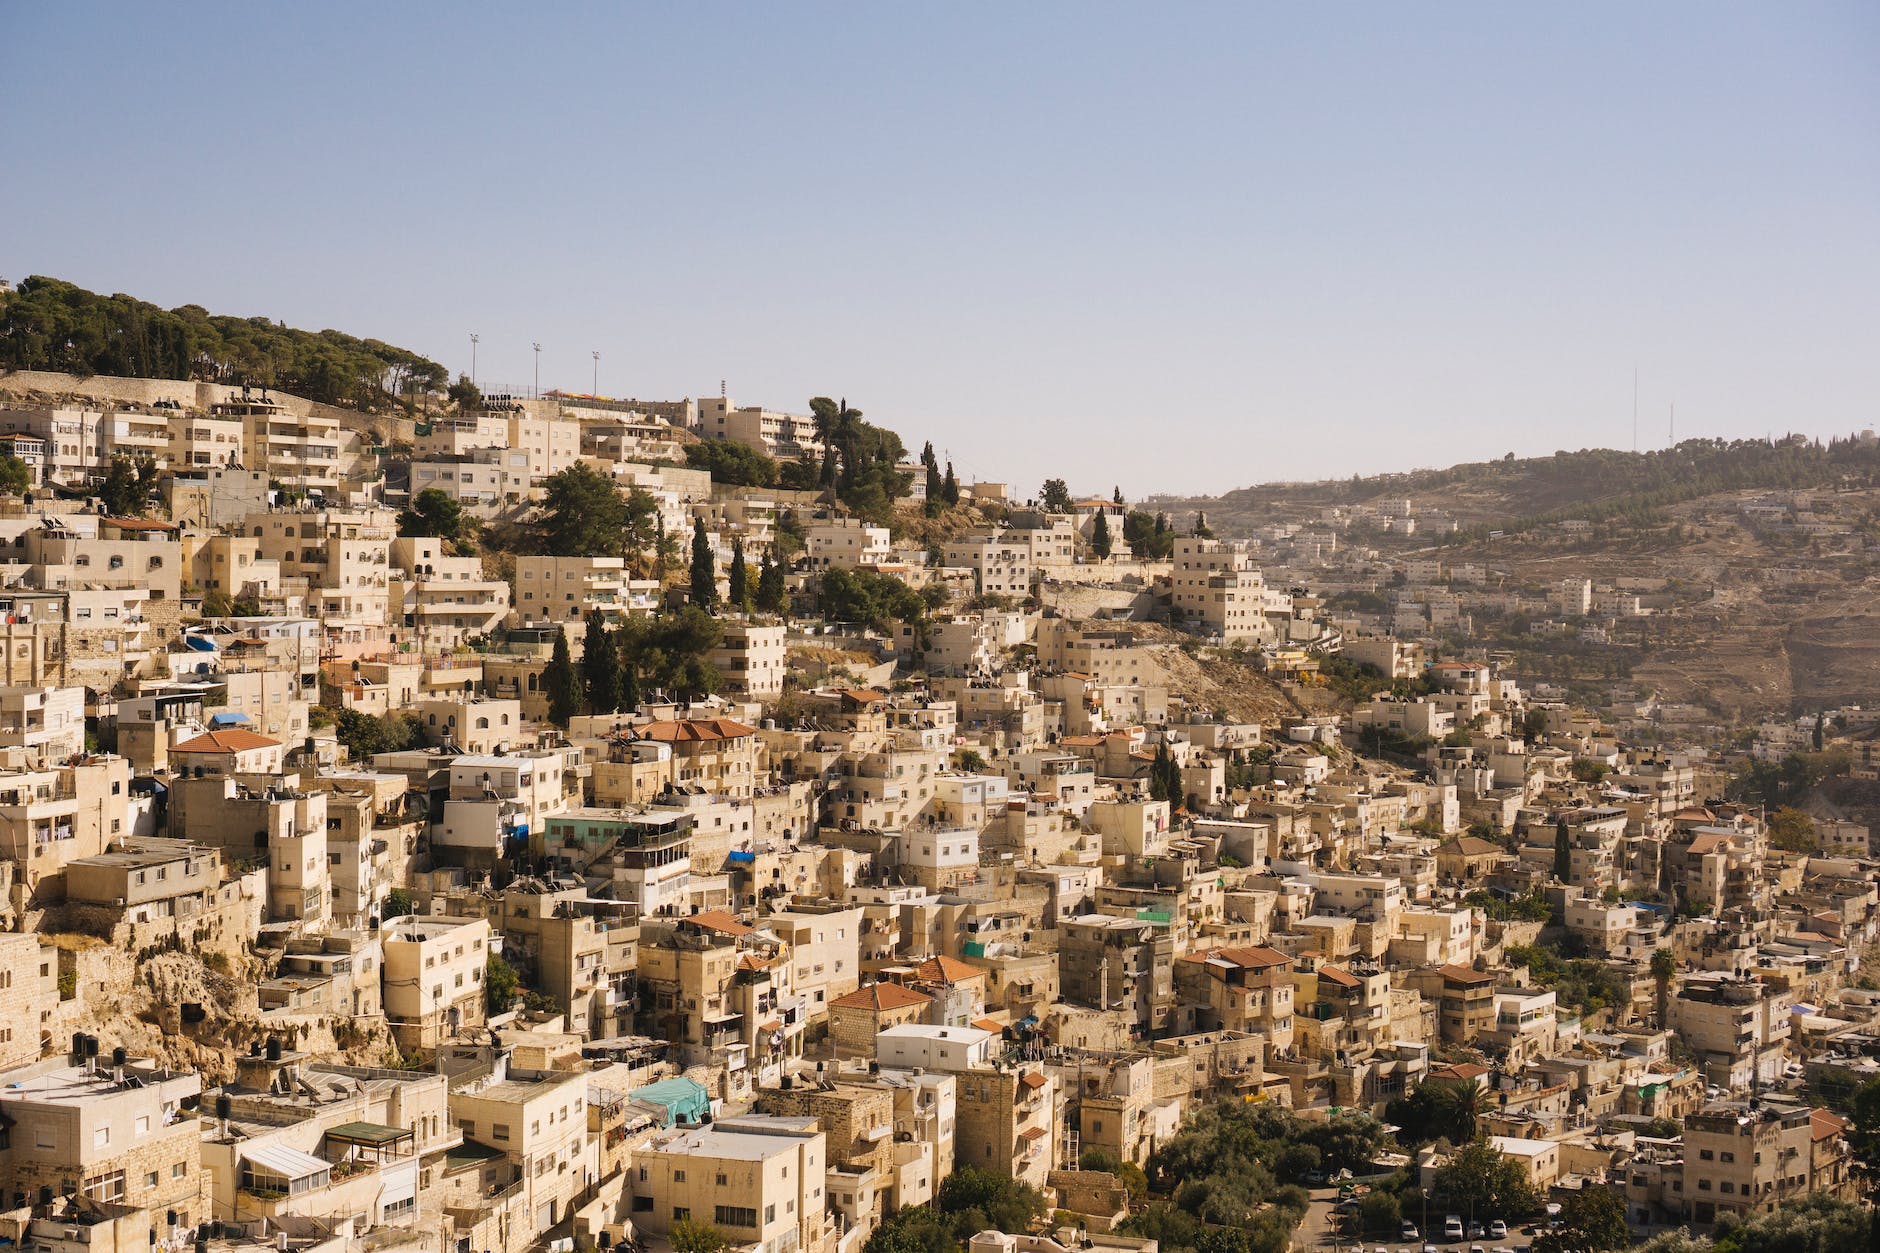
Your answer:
[673,1169,686,1183]
[716,1206,758,1229]
[173,1162,186,1179]
[492,1124,510,1141]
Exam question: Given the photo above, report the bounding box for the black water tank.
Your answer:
[265,1035,282,1061]
[71,1031,85,1059]
[113,1047,128,1068]
[215,1093,233,1120]
[84,1035,100,1058]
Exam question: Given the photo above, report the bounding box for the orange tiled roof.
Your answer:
[830,982,932,1012]
[1437,963,1495,985]
[638,718,757,743]
[1812,1109,1848,1141]
[1317,965,1361,988]
[916,955,983,984]
[687,910,752,936]
[1019,1070,1049,1090]
[173,728,282,754]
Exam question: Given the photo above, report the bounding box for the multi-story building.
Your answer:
[0,1051,203,1227]
[381,915,492,1051]
[450,1069,591,1236]
[631,1115,829,1253]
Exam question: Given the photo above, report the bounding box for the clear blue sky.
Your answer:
[5,3,1876,495]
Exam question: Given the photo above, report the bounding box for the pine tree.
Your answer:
[1090,511,1112,560]
[941,462,959,506]
[544,632,580,727]
[1193,510,1213,539]
[1112,485,1124,505]
[728,539,749,612]
[757,551,787,614]
[1554,816,1572,882]
[580,610,620,714]
[1150,743,1171,802]
[690,517,717,612]
[1814,712,1826,751]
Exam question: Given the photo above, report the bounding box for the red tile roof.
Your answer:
[1812,1108,1848,1142]
[687,910,753,936]
[830,982,932,1012]
[1437,963,1495,985]
[638,718,757,743]
[1019,1070,1049,1090]
[173,728,282,754]
[1317,965,1361,988]
[916,954,983,984]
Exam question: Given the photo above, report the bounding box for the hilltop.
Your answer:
[0,274,448,410]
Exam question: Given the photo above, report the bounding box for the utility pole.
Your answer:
[533,342,542,399]
[469,333,479,385]
[592,350,600,396]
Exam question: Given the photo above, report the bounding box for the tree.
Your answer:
[397,487,467,542]
[690,517,717,611]
[1555,815,1572,881]
[820,567,931,639]
[581,611,621,715]
[669,1217,729,1253]
[1815,711,1827,751]
[1651,948,1677,1026]
[941,461,959,506]
[485,952,520,1015]
[539,463,656,559]
[1357,1190,1402,1238]
[100,456,158,516]
[1430,1139,1540,1222]
[1532,1185,1628,1253]
[1386,1078,1484,1146]
[727,539,749,612]
[1113,484,1124,505]
[1769,806,1818,853]
[1091,511,1113,560]
[1041,478,1073,513]
[543,631,580,726]
[756,550,787,614]
[1848,1073,1880,1250]
[446,373,481,411]
[1123,509,1173,559]
[0,455,31,496]
[685,439,779,488]
[954,748,987,773]
[381,888,414,920]
[806,396,912,524]
[921,441,942,513]
[1193,510,1213,538]
[613,620,643,713]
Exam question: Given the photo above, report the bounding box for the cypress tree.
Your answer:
[757,551,787,614]
[727,538,749,612]
[1554,815,1572,882]
[690,517,717,612]
[544,631,580,727]
[614,621,641,714]
[580,610,619,714]
[1091,511,1112,560]
[941,462,959,506]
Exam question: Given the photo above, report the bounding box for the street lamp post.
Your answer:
[469,333,479,385]
[533,342,542,398]
[592,350,600,396]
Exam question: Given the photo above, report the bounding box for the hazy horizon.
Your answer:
[5,3,1875,496]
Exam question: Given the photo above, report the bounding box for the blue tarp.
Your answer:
[727,850,756,863]
[630,1077,711,1127]
[209,712,252,725]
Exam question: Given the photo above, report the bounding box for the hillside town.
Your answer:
[0,358,1875,1253]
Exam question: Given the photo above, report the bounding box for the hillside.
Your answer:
[0,274,448,410]
[1153,436,1880,539]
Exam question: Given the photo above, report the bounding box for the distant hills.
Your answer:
[1156,436,1880,540]
[0,275,447,410]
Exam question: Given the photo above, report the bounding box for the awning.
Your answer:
[241,1141,331,1181]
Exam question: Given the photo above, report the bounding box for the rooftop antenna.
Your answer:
[721,379,727,398]
[1631,368,1638,453]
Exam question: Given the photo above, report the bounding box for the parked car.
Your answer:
[1488,1220,1508,1239]
[1469,1223,1486,1240]
[1402,1223,1420,1242]
[1445,1216,1465,1241]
